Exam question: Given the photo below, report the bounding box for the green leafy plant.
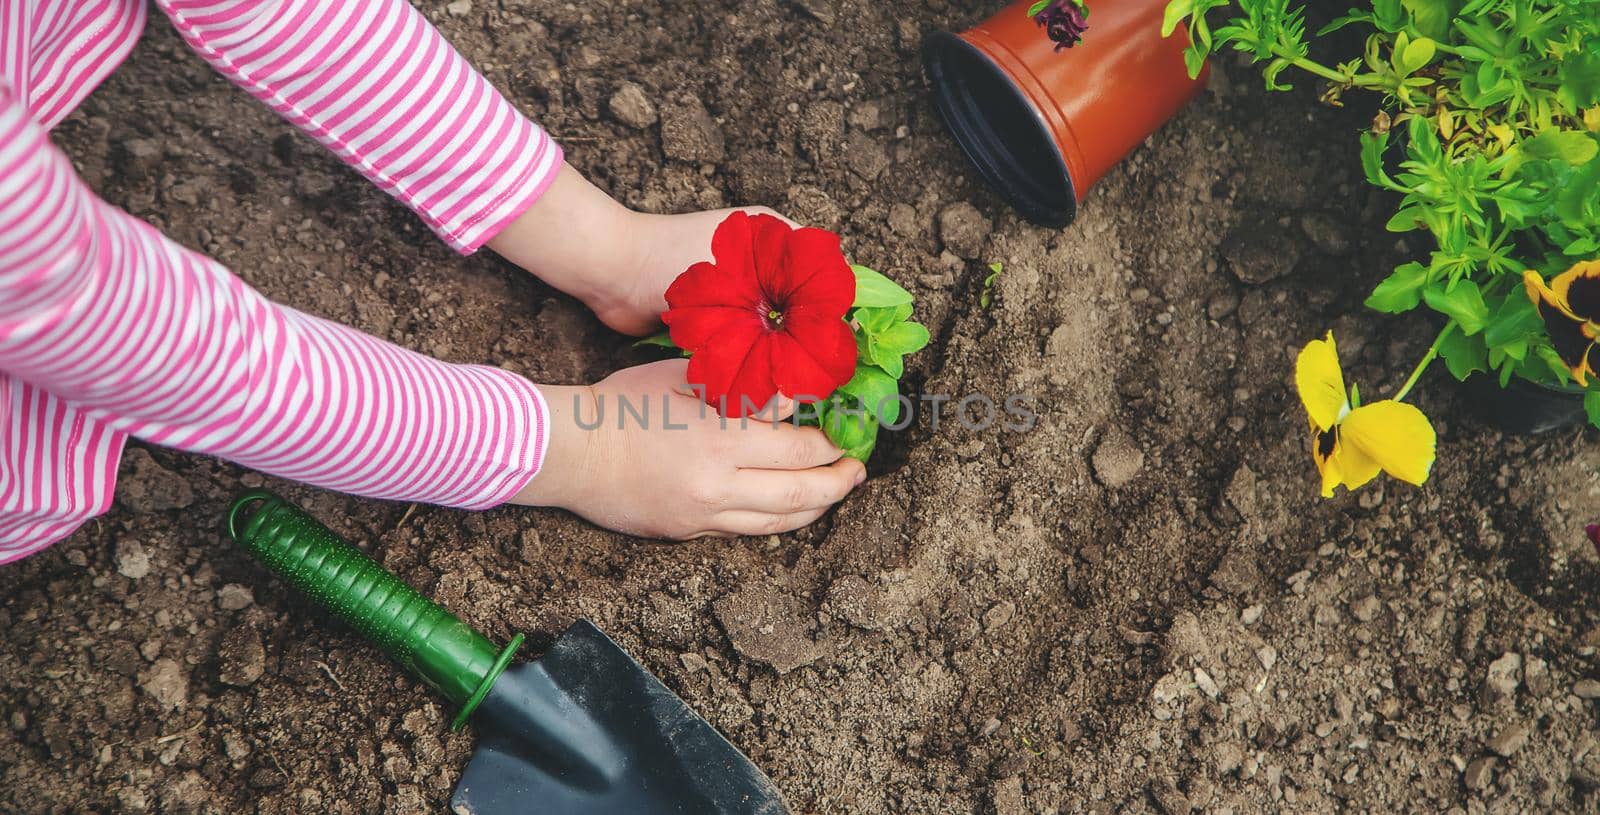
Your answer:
[802,266,931,459]
[1164,0,1600,432]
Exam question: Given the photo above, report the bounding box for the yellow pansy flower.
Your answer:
[1295,331,1436,497]
[1522,260,1600,385]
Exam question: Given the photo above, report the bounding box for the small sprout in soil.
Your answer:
[980,262,1003,308]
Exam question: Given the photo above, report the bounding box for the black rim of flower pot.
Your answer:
[923,31,1077,228]
[1468,374,1588,435]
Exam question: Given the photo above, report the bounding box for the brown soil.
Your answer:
[5,2,1600,813]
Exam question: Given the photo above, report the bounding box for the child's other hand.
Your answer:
[511,360,864,539]
[598,206,796,336]
[488,162,795,336]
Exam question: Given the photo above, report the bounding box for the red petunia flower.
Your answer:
[662,212,857,417]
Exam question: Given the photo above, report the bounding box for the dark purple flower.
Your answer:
[1588,524,1600,557]
[1035,1,1088,50]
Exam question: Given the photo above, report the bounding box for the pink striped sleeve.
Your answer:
[156,0,562,254]
[0,82,546,560]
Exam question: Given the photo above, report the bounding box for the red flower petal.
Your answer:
[724,335,781,417]
[665,260,760,311]
[749,214,792,294]
[770,314,857,400]
[710,211,757,274]
[753,226,846,307]
[684,318,774,417]
[789,256,855,318]
[662,305,761,352]
[807,313,859,376]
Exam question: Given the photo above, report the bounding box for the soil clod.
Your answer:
[713,586,822,674]
[659,95,724,163]
[217,626,266,687]
[935,201,991,260]
[608,82,657,130]
[1092,428,1146,488]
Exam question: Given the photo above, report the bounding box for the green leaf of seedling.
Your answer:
[819,396,879,461]
[854,304,901,334]
[980,262,1003,308]
[1160,0,1199,37]
[1027,0,1050,16]
[1400,0,1455,41]
[1423,280,1489,335]
[837,365,902,425]
[852,265,914,308]
[1559,52,1600,111]
[1364,262,1429,313]
[1492,182,1543,225]
[861,320,930,379]
[877,321,930,356]
[1370,0,1405,31]
[1556,157,1600,226]
[1538,346,1575,384]
[854,301,927,380]
[1504,132,1593,177]
[634,330,677,349]
[1407,115,1442,164]
[1316,11,1370,36]
[1385,206,1427,233]
[1184,46,1208,79]
[1585,391,1600,430]
[1565,237,1600,256]
[634,330,688,356]
[1437,329,1488,381]
[1483,294,1542,351]
[872,346,904,378]
[1389,31,1411,73]
[1394,35,1436,75]
[855,331,879,370]
[1490,339,1528,365]
[1359,132,1402,190]
[1519,130,1600,167]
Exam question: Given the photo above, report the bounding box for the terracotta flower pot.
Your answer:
[924,0,1209,226]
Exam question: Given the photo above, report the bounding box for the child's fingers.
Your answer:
[733,423,842,469]
[666,384,795,421]
[712,507,832,537]
[730,458,865,514]
[745,395,797,422]
[675,529,735,541]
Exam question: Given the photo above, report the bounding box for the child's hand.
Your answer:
[512,360,865,539]
[488,162,793,336]
[593,206,795,335]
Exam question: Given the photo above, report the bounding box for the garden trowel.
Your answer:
[226,490,788,814]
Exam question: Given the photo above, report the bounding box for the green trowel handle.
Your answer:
[226,490,521,731]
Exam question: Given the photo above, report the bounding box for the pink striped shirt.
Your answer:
[0,0,562,561]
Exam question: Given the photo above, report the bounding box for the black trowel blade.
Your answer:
[451,620,788,815]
